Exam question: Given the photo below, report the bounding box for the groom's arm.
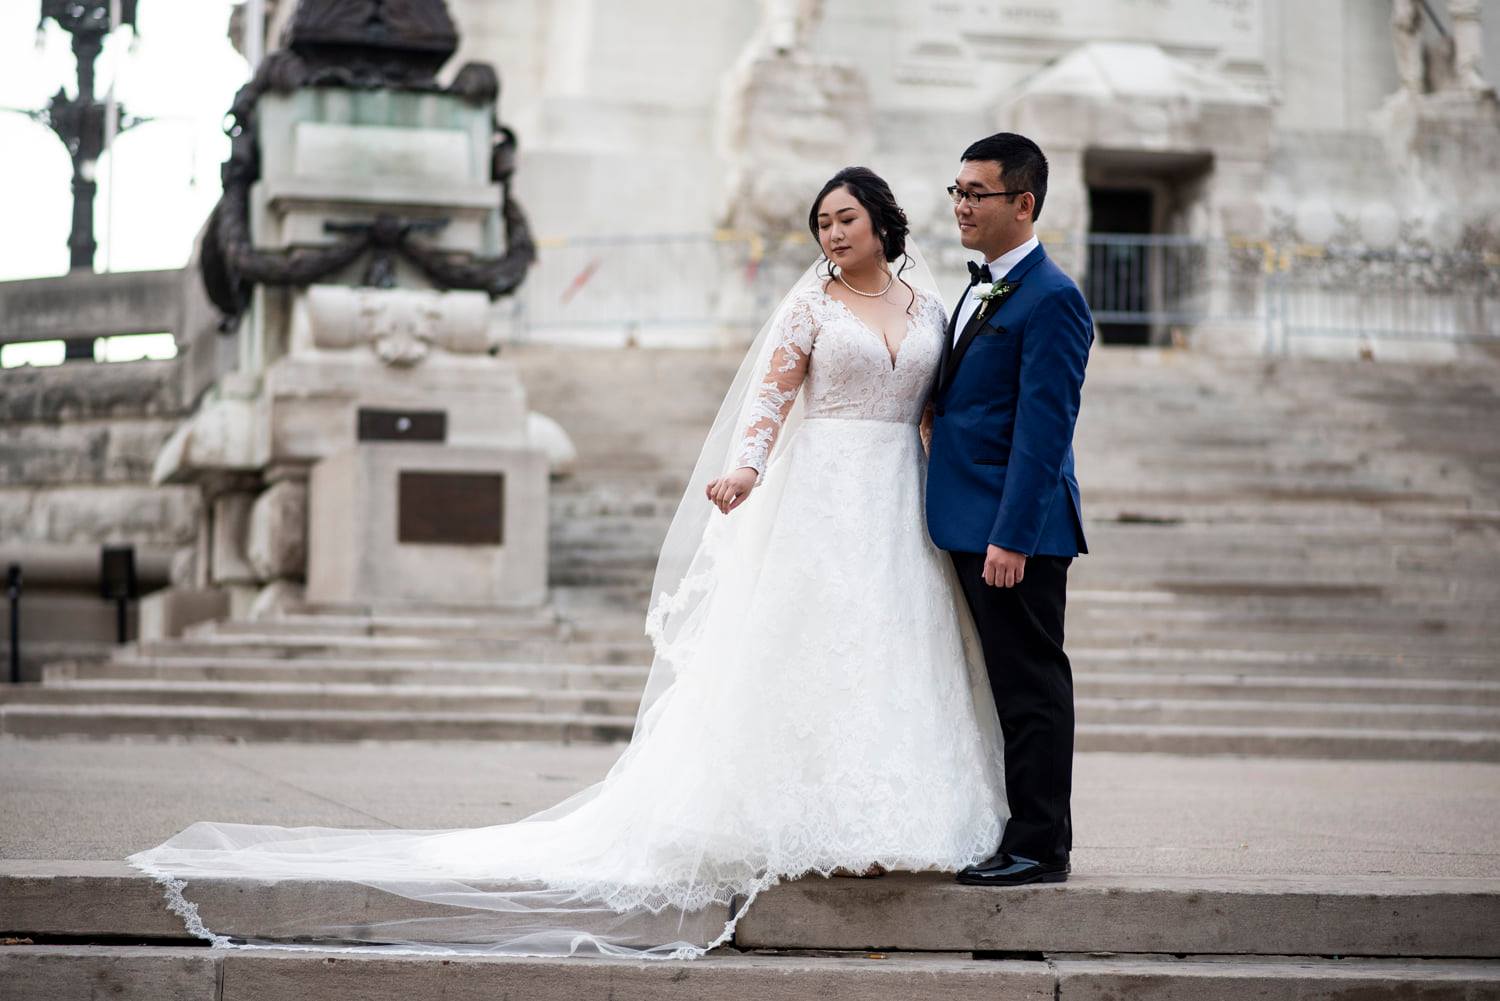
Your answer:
[988,284,1093,556]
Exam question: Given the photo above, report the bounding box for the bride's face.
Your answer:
[816,187,884,272]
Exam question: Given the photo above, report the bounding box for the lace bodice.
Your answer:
[735,284,949,473]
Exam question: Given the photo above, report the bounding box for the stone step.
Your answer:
[188,619,568,643]
[5,946,1499,1001]
[1091,496,1493,520]
[3,862,1495,961]
[1083,520,1477,543]
[6,681,1496,734]
[0,858,719,948]
[558,595,1500,636]
[53,657,1499,707]
[190,610,564,642]
[0,679,642,716]
[54,642,1494,683]
[0,703,637,743]
[548,516,1488,552]
[1070,722,1499,761]
[549,606,1500,654]
[51,655,655,688]
[1069,645,1498,678]
[151,612,1500,663]
[179,613,1500,659]
[1087,492,1483,517]
[559,590,1500,636]
[31,665,1500,710]
[547,558,1498,600]
[1066,603,1500,629]
[1074,670,1500,707]
[129,636,653,665]
[3,703,1493,758]
[735,871,1500,959]
[551,539,1468,573]
[1065,628,1497,659]
[1073,696,1500,732]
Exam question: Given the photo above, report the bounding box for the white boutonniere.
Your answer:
[973,280,1018,322]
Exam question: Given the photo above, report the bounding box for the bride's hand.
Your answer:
[705,468,758,514]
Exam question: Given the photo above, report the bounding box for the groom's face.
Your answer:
[953,159,1030,260]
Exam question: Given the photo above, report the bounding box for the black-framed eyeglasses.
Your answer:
[947,185,1026,206]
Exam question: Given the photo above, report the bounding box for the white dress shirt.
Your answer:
[953,235,1039,344]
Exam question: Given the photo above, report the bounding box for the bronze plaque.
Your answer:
[397,471,503,546]
[358,408,446,442]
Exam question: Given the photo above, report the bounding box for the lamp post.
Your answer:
[32,1,142,279]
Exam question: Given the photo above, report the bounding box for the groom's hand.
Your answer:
[983,545,1026,588]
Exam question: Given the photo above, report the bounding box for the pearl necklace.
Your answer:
[836,269,894,298]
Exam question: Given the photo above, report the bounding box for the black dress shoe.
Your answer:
[956,852,1069,886]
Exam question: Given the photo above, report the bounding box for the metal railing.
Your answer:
[502,231,1500,353]
[1263,243,1500,351]
[1077,233,1215,328]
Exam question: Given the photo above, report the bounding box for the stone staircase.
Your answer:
[2,347,1497,759]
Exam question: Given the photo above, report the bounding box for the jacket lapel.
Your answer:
[937,279,973,391]
[939,242,1049,397]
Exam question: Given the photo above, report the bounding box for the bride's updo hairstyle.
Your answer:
[808,166,910,264]
[809,166,917,309]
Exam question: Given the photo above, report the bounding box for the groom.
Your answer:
[926,132,1093,887]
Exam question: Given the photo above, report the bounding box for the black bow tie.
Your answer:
[967,261,993,285]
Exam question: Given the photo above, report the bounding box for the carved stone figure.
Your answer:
[719,0,870,237]
[761,0,823,56]
[1391,0,1426,94]
[1448,0,1494,96]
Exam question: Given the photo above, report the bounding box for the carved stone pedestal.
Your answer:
[307,444,547,608]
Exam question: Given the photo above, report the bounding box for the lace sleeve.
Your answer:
[733,293,818,477]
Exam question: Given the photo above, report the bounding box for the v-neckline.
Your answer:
[821,287,911,369]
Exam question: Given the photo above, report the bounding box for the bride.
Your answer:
[128,166,1008,960]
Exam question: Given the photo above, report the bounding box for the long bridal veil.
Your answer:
[127,240,978,960]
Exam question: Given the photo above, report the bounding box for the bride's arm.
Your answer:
[706,296,817,513]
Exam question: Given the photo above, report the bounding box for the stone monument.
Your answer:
[150,0,549,623]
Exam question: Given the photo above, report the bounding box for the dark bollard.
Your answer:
[6,564,19,684]
[100,546,138,645]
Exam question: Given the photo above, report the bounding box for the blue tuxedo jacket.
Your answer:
[926,242,1093,557]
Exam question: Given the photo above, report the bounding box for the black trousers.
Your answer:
[949,550,1073,865]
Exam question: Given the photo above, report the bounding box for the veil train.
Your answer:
[127,240,990,960]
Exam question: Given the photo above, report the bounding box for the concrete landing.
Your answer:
[4,739,1498,876]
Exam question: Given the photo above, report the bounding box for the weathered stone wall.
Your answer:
[0,361,198,678]
[0,362,197,545]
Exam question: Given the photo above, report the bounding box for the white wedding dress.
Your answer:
[128,261,1008,960]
